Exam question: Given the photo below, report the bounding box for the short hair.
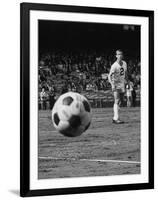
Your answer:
[116,49,123,54]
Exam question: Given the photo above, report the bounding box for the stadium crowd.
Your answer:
[38,50,141,109]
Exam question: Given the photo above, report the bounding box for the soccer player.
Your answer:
[108,49,127,124]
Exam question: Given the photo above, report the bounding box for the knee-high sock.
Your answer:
[113,103,119,120]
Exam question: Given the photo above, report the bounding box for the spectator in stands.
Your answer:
[38,50,140,102]
[132,87,136,107]
[40,88,47,110]
[71,82,77,92]
[61,83,68,94]
[49,90,56,110]
[126,80,134,107]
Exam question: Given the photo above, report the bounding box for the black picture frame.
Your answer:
[20,2,154,197]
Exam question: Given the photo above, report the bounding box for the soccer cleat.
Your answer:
[112,119,124,124]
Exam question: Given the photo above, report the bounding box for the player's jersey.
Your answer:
[109,60,127,91]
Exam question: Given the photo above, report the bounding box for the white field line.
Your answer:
[81,159,140,164]
[40,130,57,132]
[39,156,140,164]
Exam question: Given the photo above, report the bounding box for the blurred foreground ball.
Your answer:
[52,92,92,137]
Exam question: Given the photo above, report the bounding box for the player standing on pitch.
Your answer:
[108,49,127,124]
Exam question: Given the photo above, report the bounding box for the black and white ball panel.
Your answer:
[69,115,81,128]
[62,96,74,105]
[69,101,84,116]
[80,112,91,126]
[52,92,91,137]
[57,120,70,131]
[57,105,72,121]
[82,100,91,112]
[60,124,85,137]
[84,122,91,131]
[53,112,60,126]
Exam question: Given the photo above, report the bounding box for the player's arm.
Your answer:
[108,65,115,87]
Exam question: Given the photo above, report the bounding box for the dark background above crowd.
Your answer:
[39,20,140,58]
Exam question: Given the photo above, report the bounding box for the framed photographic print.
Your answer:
[20,2,154,197]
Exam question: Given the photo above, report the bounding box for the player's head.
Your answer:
[116,49,123,60]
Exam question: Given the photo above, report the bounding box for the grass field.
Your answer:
[38,107,140,179]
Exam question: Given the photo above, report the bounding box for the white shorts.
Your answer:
[112,83,125,93]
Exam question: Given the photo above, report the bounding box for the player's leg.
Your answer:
[113,90,124,124]
[113,90,120,120]
[119,92,124,107]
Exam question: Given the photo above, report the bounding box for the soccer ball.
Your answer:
[52,92,92,137]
